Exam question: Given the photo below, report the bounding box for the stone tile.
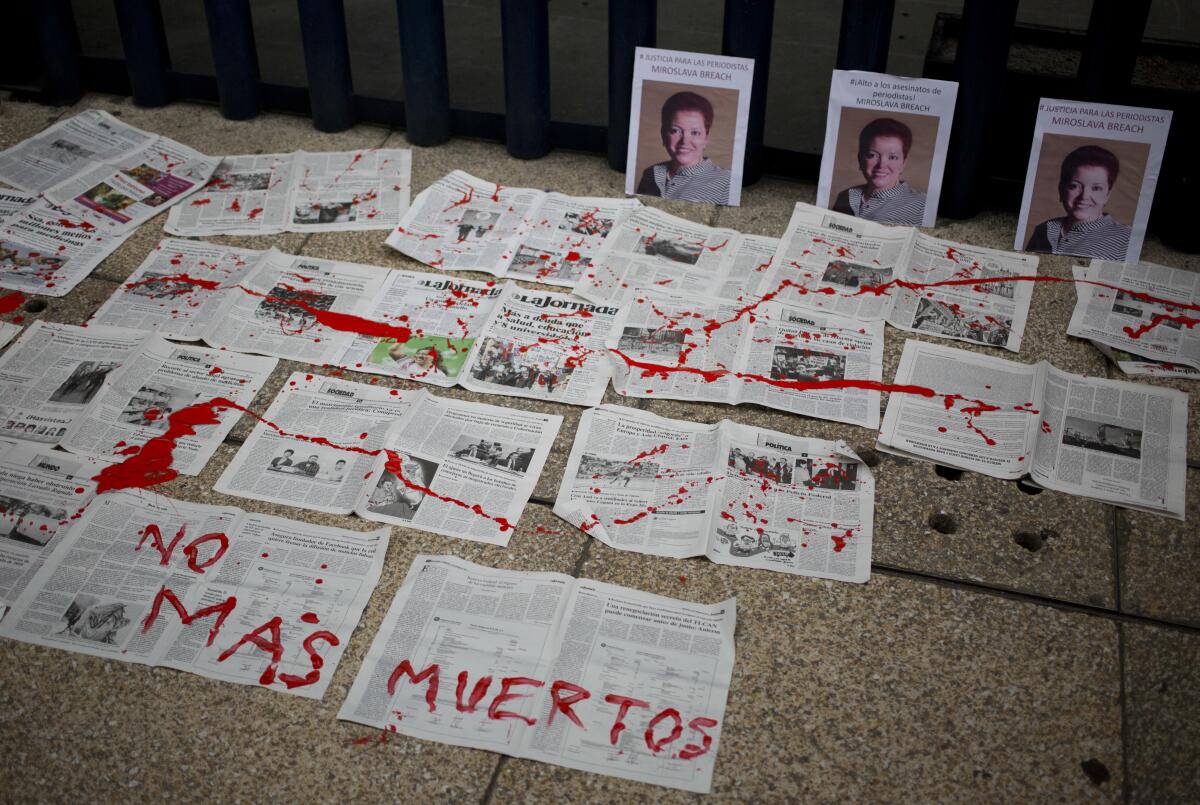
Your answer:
[1118,466,1200,627]
[713,175,818,237]
[491,543,1123,802]
[0,93,69,155]
[2,276,115,329]
[1122,623,1200,805]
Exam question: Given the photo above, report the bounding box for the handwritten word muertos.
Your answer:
[386,660,718,760]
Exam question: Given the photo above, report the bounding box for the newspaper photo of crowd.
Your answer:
[254,285,336,334]
[1062,415,1143,459]
[575,453,659,491]
[213,169,271,192]
[363,454,439,522]
[265,445,350,482]
[455,209,500,241]
[770,345,847,383]
[635,235,703,265]
[559,210,615,237]
[911,297,1012,346]
[469,338,575,395]
[293,200,356,225]
[617,326,688,358]
[56,594,136,646]
[799,457,859,490]
[119,384,200,431]
[728,447,795,484]
[48,361,120,405]
[820,259,893,290]
[0,496,68,546]
[450,435,536,474]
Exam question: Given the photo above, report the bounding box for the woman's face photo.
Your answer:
[860,135,907,192]
[1060,165,1112,223]
[663,110,708,169]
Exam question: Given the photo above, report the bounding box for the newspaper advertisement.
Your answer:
[166,149,413,236]
[554,405,874,581]
[59,340,276,475]
[355,394,562,546]
[610,290,885,429]
[573,206,741,304]
[385,170,542,272]
[0,110,154,194]
[0,321,149,447]
[0,490,388,699]
[89,238,264,340]
[1067,261,1200,370]
[817,70,959,227]
[337,272,503,388]
[504,194,642,287]
[0,445,104,611]
[339,554,736,793]
[215,372,421,515]
[460,283,626,407]
[1,196,131,297]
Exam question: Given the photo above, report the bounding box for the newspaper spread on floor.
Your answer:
[165,148,412,235]
[554,405,873,581]
[0,490,388,699]
[354,393,562,546]
[769,204,1038,352]
[386,170,641,281]
[610,289,885,429]
[716,234,780,301]
[339,554,736,793]
[0,321,275,474]
[458,283,626,407]
[572,206,741,304]
[878,340,1188,518]
[1067,261,1200,371]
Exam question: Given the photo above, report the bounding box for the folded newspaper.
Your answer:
[609,288,885,429]
[386,170,641,283]
[878,340,1188,518]
[553,405,874,581]
[165,148,412,235]
[216,376,562,546]
[1067,260,1200,371]
[339,554,736,793]
[0,490,389,699]
[0,321,275,474]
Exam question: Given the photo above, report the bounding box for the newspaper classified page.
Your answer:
[355,394,562,546]
[0,110,154,194]
[385,170,542,272]
[460,283,626,407]
[555,405,874,581]
[1068,261,1200,370]
[0,196,130,297]
[504,194,641,286]
[572,206,741,304]
[0,491,388,699]
[215,372,421,515]
[339,554,737,793]
[165,153,296,234]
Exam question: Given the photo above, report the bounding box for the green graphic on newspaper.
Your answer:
[368,336,472,379]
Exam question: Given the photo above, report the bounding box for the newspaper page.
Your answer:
[573,206,741,304]
[504,194,642,287]
[0,190,35,218]
[206,249,390,365]
[0,445,103,611]
[59,339,276,475]
[0,491,388,699]
[0,321,149,447]
[339,554,736,793]
[385,170,543,273]
[1067,261,1200,370]
[88,238,263,340]
[716,234,779,301]
[337,272,503,388]
[287,149,412,232]
[0,196,131,297]
[1030,365,1188,518]
[165,153,296,235]
[0,110,154,194]
[877,340,1043,479]
[0,321,19,351]
[215,372,421,515]
[887,233,1039,352]
[460,284,625,407]
[355,394,562,546]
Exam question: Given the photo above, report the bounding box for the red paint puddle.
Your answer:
[0,291,25,314]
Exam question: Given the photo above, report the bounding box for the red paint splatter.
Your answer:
[0,291,25,314]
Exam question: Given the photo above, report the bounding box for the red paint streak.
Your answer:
[442,186,475,212]
[124,273,222,294]
[490,183,503,202]
[229,198,241,213]
[208,366,223,375]
[0,291,25,314]
[1123,312,1200,339]
[91,398,229,493]
[564,251,582,262]
[705,238,730,252]
[236,285,412,342]
[247,207,264,220]
[190,198,211,206]
[626,443,669,464]
[56,218,95,230]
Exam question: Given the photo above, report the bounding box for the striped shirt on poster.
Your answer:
[1025,214,1131,261]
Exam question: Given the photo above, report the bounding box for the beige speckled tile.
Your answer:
[0,93,69,157]
[1119,467,1200,627]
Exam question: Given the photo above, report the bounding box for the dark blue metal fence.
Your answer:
[6,0,1194,247]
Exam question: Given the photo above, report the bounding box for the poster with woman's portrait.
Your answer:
[1016,99,1172,263]
[816,71,958,228]
[625,47,754,207]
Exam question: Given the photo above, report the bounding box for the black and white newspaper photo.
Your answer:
[504,194,641,286]
[817,70,958,227]
[166,149,412,236]
[385,170,542,272]
[1016,99,1172,263]
[610,290,885,429]
[215,372,421,515]
[460,284,627,407]
[572,205,741,304]
[0,491,388,699]
[626,47,754,206]
[88,238,265,340]
[1,195,131,297]
[554,405,874,582]
[1067,261,1200,370]
[339,554,736,793]
[354,394,562,546]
